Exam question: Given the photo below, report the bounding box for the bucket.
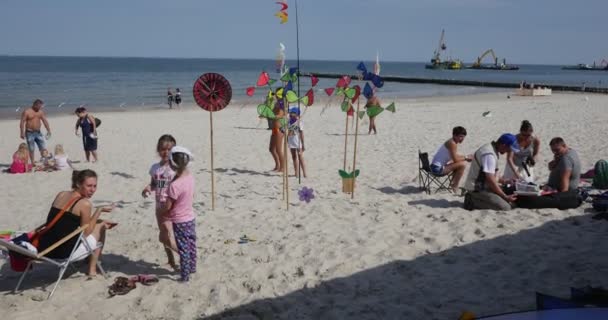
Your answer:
[342,177,355,193]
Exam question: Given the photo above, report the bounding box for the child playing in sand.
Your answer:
[9,143,33,174]
[142,134,178,271]
[35,149,55,172]
[53,144,73,170]
[162,146,196,282]
[287,107,307,178]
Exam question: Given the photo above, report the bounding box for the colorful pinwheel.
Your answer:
[275,1,288,24]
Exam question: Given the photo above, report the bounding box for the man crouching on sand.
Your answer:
[463,133,519,211]
[20,99,51,170]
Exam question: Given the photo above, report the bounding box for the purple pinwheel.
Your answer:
[298,187,315,203]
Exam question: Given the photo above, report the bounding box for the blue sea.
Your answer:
[0,56,607,116]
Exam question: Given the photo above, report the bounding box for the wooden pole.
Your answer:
[210,111,216,210]
[283,100,290,210]
[351,99,361,200]
[343,103,349,170]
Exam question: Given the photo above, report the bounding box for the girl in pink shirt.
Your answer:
[163,146,196,281]
[142,134,178,270]
[10,143,33,174]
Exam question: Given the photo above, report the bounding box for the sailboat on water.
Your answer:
[425,29,462,70]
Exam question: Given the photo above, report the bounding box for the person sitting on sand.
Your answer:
[37,170,117,278]
[430,126,472,193]
[504,120,540,182]
[545,137,581,192]
[35,149,55,172]
[9,143,33,174]
[463,133,519,211]
[54,144,74,171]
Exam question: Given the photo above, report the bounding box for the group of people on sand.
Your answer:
[268,100,307,178]
[265,94,386,178]
[27,133,197,282]
[167,88,182,109]
[430,120,581,211]
[10,100,100,174]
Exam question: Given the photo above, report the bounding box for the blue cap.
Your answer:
[497,133,519,152]
[288,107,300,115]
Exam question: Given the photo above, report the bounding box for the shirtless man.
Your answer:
[20,99,51,169]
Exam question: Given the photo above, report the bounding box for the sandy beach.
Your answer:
[1,92,607,319]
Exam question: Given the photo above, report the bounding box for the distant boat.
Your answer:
[425,29,462,70]
[466,49,519,71]
[562,63,607,71]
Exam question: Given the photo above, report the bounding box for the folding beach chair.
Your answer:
[0,226,106,299]
[418,150,454,194]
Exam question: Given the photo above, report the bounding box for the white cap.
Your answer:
[170,146,194,167]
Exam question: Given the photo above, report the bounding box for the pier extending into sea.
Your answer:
[308,73,608,94]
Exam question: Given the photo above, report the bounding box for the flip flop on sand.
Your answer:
[238,235,256,244]
[130,274,159,286]
[108,276,136,297]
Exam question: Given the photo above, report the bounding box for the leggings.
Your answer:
[173,220,197,281]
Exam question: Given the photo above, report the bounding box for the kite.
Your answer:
[275,1,288,24]
[246,87,255,97]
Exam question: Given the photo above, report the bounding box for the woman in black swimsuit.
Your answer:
[167,88,174,109]
[37,170,117,277]
[174,88,182,109]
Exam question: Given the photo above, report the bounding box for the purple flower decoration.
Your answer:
[298,187,315,203]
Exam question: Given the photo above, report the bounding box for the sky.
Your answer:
[1,0,607,65]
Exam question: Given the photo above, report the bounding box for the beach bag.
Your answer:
[93,117,101,128]
[7,197,81,272]
[593,160,608,189]
[8,233,35,272]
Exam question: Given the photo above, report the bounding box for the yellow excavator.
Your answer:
[469,49,519,70]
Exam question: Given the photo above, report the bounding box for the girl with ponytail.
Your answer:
[161,146,197,282]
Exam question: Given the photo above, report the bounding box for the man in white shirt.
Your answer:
[463,133,519,210]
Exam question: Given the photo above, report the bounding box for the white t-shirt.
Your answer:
[288,121,304,149]
[54,154,70,170]
[481,153,497,174]
[149,162,176,206]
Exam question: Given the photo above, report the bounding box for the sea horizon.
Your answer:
[1,55,604,117]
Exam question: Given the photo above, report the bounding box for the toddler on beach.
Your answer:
[142,134,179,271]
[35,149,55,172]
[9,143,32,174]
[162,146,196,282]
[287,107,307,178]
[53,144,73,171]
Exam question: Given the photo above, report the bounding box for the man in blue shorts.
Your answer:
[20,99,52,170]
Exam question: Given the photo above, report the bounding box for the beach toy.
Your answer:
[193,73,232,210]
[298,187,315,203]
